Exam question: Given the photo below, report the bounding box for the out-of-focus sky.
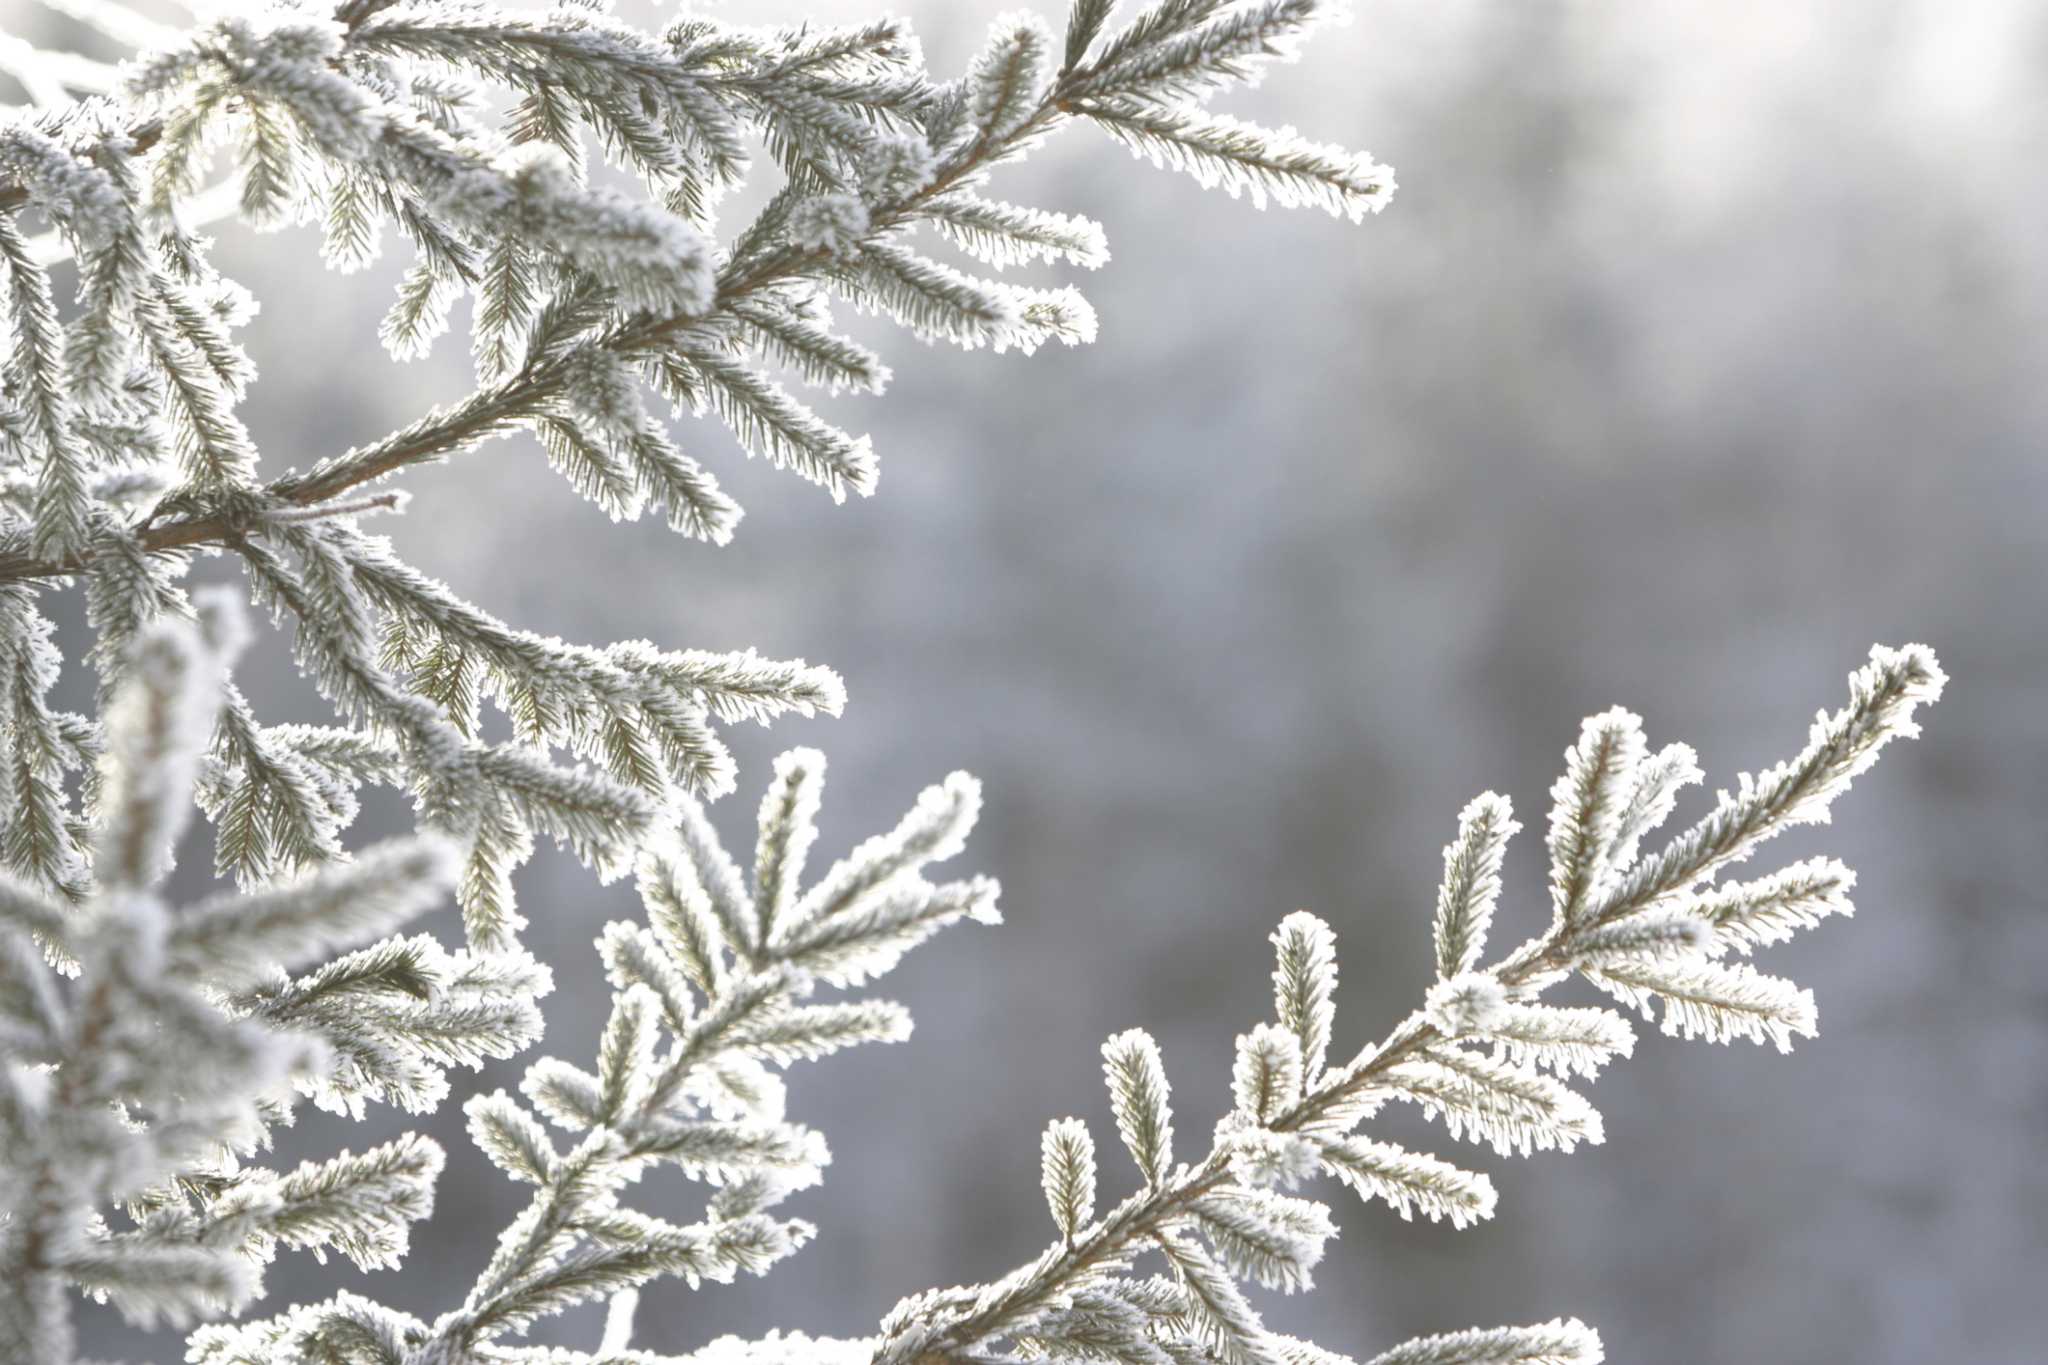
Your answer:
[11,1,2046,1361]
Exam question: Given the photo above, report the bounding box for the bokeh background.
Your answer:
[8,0,2045,1360]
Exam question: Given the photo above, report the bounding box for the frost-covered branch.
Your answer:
[0,598,499,1360]
[831,644,1941,1365]
[0,0,1389,951]
[191,749,999,1362]
[0,0,1392,580]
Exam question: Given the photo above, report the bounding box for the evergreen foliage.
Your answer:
[0,2,1947,1363]
[847,646,1942,1365]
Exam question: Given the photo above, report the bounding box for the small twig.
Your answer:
[262,490,412,525]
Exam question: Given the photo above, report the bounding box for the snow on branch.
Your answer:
[0,601,479,1354]
[196,749,998,1362]
[0,0,1393,970]
[847,646,1939,1365]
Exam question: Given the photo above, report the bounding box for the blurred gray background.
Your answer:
[11,0,2045,1360]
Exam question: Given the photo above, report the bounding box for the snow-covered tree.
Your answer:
[0,2,1944,1363]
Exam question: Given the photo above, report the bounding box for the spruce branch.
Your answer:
[0,599,476,1355]
[195,753,999,1361]
[0,0,1391,590]
[860,645,1942,1365]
